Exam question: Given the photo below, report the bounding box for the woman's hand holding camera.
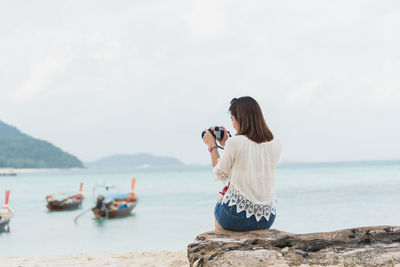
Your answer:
[202,129,216,148]
[202,126,229,148]
[217,126,229,147]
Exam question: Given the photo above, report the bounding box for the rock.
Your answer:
[187,226,400,266]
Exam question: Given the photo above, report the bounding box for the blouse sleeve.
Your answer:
[213,138,235,182]
[273,140,282,164]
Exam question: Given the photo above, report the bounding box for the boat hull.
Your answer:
[47,201,82,211]
[0,210,12,232]
[92,202,136,218]
[46,194,84,211]
[0,218,11,232]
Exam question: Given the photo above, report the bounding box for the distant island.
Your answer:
[0,120,83,168]
[85,153,184,169]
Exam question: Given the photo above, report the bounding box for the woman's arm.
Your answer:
[209,148,219,167]
[203,128,236,182]
[202,129,220,167]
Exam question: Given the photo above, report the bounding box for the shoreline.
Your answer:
[0,168,61,174]
[0,251,189,267]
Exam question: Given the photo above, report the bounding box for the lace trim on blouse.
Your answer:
[213,158,230,181]
[214,168,230,181]
[222,184,276,222]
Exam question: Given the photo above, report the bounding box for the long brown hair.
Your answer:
[229,96,274,143]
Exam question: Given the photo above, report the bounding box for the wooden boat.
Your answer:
[92,178,138,219]
[92,196,137,218]
[0,190,13,232]
[46,183,84,211]
[0,210,12,232]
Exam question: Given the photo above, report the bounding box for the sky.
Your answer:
[1,0,400,164]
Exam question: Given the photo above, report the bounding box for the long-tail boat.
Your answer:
[92,178,138,219]
[46,183,84,211]
[0,190,13,233]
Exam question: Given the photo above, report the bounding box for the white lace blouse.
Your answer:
[213,135,282,222]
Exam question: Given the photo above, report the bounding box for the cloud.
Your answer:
[13,56,68,102]
[87,32,121,61]
[184,0,228,40]
[367,86,400,109]
[364,68,400,109]
[286,80,321,107]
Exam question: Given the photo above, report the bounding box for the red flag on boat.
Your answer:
[4,190,10,208]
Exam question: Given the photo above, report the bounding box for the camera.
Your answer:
[201,126,230,140]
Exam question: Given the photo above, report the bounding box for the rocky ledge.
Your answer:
[187,226,400,266]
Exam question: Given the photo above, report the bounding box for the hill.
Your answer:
[0,120,83,168]
[85,153,184,168]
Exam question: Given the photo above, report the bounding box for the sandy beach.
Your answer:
[0,251,189,267]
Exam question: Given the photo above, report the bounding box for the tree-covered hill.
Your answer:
[0,120,83,168]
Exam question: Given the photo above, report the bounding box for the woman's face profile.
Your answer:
[231,115,239,132]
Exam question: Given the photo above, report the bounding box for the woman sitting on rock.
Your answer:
[202,96,282,231]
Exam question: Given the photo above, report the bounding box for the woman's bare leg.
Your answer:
[215,194,224,230]
[214,218,223,230]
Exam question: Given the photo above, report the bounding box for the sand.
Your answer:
[0,251,189,267]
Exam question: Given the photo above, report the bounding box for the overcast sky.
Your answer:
[1,1,399,164]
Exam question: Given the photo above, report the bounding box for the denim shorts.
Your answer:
[214,200,276,231]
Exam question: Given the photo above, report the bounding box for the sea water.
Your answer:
[0,161,399,257]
